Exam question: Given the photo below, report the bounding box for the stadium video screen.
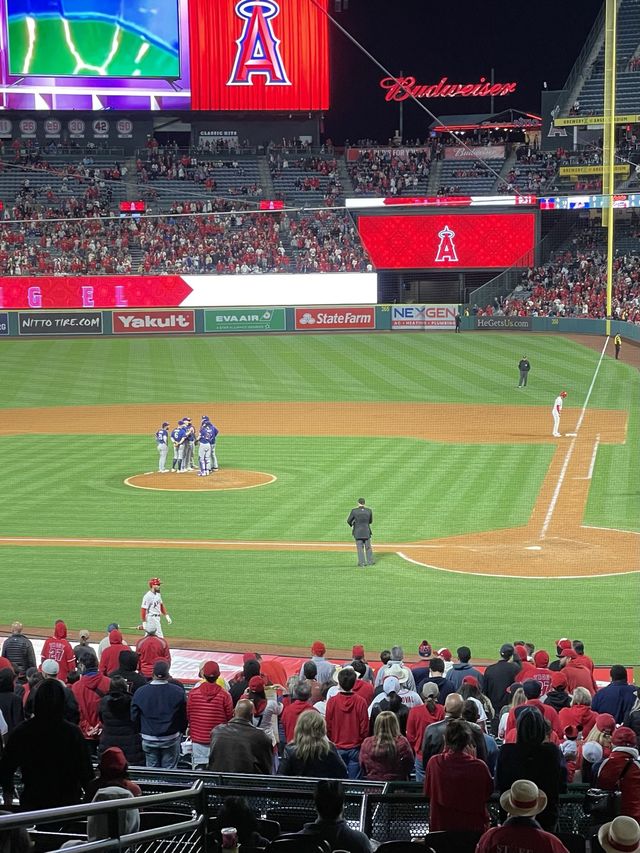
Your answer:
[5,0,180,78]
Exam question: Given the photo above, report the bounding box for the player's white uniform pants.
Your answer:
[157,443,168,472]
[199,443,211,473]
[211,444,218,470]
[552,410,561,435]
[145,613,163,638]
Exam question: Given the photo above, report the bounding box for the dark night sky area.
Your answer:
[323,0,603,142]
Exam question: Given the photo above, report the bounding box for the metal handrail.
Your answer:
[0,780,204,830]
[48,814,205,853]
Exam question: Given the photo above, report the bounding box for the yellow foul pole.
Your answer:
[602,0,618,335]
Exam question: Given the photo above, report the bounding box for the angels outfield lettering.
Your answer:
[380,75,517,102]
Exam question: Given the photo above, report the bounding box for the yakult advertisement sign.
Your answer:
[112,310,195,334]
[392,305,457,330]
[294,307,375,331]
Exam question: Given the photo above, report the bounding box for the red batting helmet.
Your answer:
[149,577,162,587]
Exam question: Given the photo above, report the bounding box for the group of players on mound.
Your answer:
[155,416,219,476]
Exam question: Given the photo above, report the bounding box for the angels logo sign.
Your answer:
[435,225,458,263]
[228,0,290,86]
[189,0,329,110]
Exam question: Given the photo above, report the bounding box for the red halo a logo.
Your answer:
[227,0,291,86]
[435,225,458,263]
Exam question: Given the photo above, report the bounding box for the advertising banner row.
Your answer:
[0,305,459,337]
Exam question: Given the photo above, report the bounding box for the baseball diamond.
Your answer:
[0,330,637,660]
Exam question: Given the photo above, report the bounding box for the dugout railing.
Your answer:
[0,781,206,853]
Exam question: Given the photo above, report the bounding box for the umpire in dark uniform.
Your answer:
[347,498,374,567]
[518,356,531,388]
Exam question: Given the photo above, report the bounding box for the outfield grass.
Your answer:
[0,332,637,661]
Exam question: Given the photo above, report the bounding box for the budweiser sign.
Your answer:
[380,75,517,102]
[112,310,195,334]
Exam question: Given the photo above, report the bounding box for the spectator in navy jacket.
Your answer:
[131,660,187,768]
[447,647,484,691]
[592,667,638,724]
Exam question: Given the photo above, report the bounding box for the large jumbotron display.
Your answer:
[0,0,330,109]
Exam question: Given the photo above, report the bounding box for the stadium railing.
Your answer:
[0,781,206,853]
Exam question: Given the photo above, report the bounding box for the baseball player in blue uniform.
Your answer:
[170,420,187,472]
[209,418,220,471]
[184,417,197,471]
[198,417,215,476]
[155,421,169,472]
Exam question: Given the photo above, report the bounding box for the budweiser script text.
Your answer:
[380,76,517,102]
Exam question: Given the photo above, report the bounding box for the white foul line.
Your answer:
[587,434,601,480]
[540,337,609,540]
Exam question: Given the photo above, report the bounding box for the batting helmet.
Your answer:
[148,577,162,587]
[560,391,567,398]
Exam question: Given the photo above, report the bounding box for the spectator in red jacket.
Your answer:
[407,682,444,783]
[529,650,553,696]
[424,718,493,832]
[477,779,570,853]
[281,680,317,743]
[99,630,131,677]
[597,727,640,821]
[135,623,171,678]
[560,649,598,695]
[572,640,595,673]
[359,710,414,781]
[505,680,563,741]
[41,620,76,683]
[186,660,233,769]
[325,667,368,779]
[71,651,111,754]
[559,687,598,738]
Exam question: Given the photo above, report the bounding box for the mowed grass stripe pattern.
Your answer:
[0,436,555,541]
[0,333,612,406]
[2,547,637,662]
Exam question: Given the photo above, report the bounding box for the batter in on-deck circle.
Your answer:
[347,497,375,567]
[139,578,172,639]
[170,420,187,472]
[552,391,567,437]
[155,422,169,472]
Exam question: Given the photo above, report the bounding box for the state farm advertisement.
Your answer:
[391,304,457,329]
[357,213,535,270]
[0,273,377,309]
[112,310,195,334]
[294,307,376,331]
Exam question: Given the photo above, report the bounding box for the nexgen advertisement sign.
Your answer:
[294,307,375,330]
[392,304,457,329]
[112,310,195,334]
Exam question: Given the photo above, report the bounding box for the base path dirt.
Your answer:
[0,400,635,578]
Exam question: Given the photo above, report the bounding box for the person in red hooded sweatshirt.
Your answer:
[281,680,318,743]
[529,650,553,696]
[41,620,76,683]
[99,630,132,677]
[559,687,598,738]
[325,667,368,779]
[135,622,171,678]
[561,648,598,696]
[186,660,233,769]
[505,680,563,742]
[514,645,536,682]
[71,650,111,755]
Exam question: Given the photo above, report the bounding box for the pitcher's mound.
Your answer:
[125,469,276,492]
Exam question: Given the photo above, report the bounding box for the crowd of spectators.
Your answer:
[480,228,640,322]
[347,148,431,196]
[136,149,263,199]
[0,625,638,851]
[289,210,372,273]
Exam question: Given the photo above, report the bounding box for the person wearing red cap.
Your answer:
[135,622,171,679]
[514,645,536,682]
[542,671,572,713]
[187,660,233,769]
[351,645,374,683]
[504,680,563,741]
[552,390,567,437]
[560,648,598,696]
[597,727,640,820]
[585,714,617,760]
[244,675,282,769]
[140,578,172,639]
[299,642,335,686]
[84,746,142,802]
[549,639,573,673]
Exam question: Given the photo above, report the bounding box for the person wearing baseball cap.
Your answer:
[299,642,335,686]
[350,644,374,683]
[483,644,522,734]
[131,661,187,769]
[476,780,569,853]
[543,671,572,714]
[596,727,640,820]
[552,390,567,437]
[187,660,233,770]
[155,422,170,472]
[560,647,597,696]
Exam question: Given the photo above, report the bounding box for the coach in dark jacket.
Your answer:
[347,498,374,567]
[208,700,273,774]
[1,623,36,674]
[99,677,144,766]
